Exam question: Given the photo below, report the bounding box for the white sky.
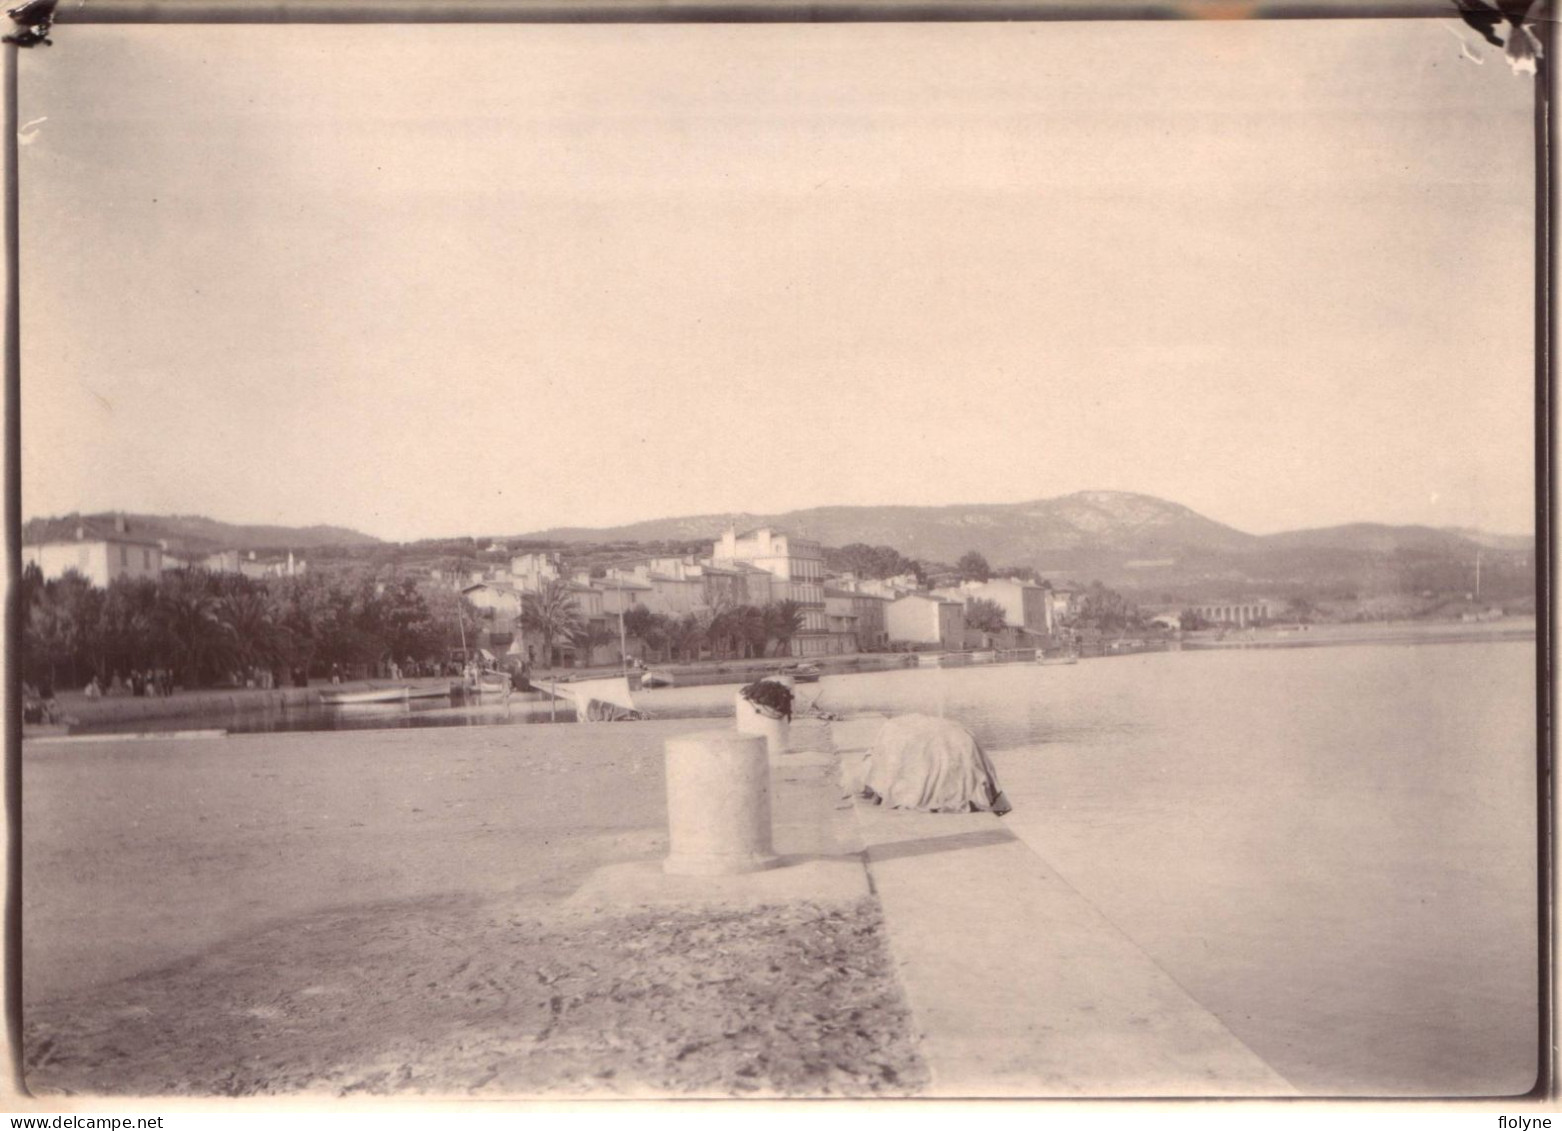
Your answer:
[19,19,1537,542]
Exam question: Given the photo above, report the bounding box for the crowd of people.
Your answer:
[21,680,60,724]
[82,669,176,699]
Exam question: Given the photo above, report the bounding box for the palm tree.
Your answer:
[734,604,768,659]
[217,586,282,680]
[665,613,706,663]
[155,569,232,686]
[26,570,95,688]
[695,597,736,661]
[100,576,158,680]
[570,620,617,669]
[622,605,666,662]
[765,599,805,657]
[522,580,585,668]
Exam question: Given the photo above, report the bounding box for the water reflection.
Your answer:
[194,660,1144,745]
[71,636,1530,753]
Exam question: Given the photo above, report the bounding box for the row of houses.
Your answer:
[454,527,1081,667]
[458,528,844,665]
[26,517,1280,667]
[21,517,308,589]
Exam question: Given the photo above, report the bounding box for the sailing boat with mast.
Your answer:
[453,589,510,698]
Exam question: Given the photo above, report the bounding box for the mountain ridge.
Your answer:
[21,512,380,554]
[23,494,1533,600]
[516,491,1533,598]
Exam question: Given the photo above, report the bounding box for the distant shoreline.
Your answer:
[1179,617,1535,651]
[33,616,1536,738]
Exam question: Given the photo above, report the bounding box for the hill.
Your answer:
[524,492,1258,567]
[21,513,380,555]
[27,496,1532,604]
[520,492,1533,601]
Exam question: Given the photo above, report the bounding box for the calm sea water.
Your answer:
[930,640,1535,1097]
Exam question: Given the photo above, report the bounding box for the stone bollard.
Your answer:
[734,690,790,757]
[663,729,779,875]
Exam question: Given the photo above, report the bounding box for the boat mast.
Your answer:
[617,573,628,675]
[1475,549,1482,602]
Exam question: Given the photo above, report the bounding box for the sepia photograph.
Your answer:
[10,0,1547,1111]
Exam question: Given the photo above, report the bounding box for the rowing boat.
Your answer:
[320,686,410,706]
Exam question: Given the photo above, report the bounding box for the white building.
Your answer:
[886,592,966,650]
[508,552,564,592]
[822,591,860,655]
[711,527,829,656]
[201,548,306,579]
[934,578,1054,636]
[834,574,920,602]
[23,518,162,588]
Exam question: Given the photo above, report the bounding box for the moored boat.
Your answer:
[320,686,411,706]
[639,670,676,689]
[780,662,822,683]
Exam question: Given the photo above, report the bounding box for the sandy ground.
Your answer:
[22,720,926,1098]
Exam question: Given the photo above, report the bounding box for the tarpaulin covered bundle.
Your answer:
[859,714,1012,815]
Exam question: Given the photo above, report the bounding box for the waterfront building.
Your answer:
[728,561,776,607]
[562,583,628,667]
[934,577,1054,637]
[595,575,655,616]
[711,527,829,656]
[822,591,860,655]
[886,592,966,650]
[826,586,891,651]
[459,581,528,664]
[23,517,162,588]
[604,564,703,618]
[605,557,735,618]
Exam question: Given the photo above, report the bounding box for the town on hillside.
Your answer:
[19,510,1527,696]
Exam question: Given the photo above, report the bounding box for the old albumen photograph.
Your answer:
[13,7,1544,1107]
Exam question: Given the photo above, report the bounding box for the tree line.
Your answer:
[469,581,811,668]
[618,599,806,663]
[21,564,474,691]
